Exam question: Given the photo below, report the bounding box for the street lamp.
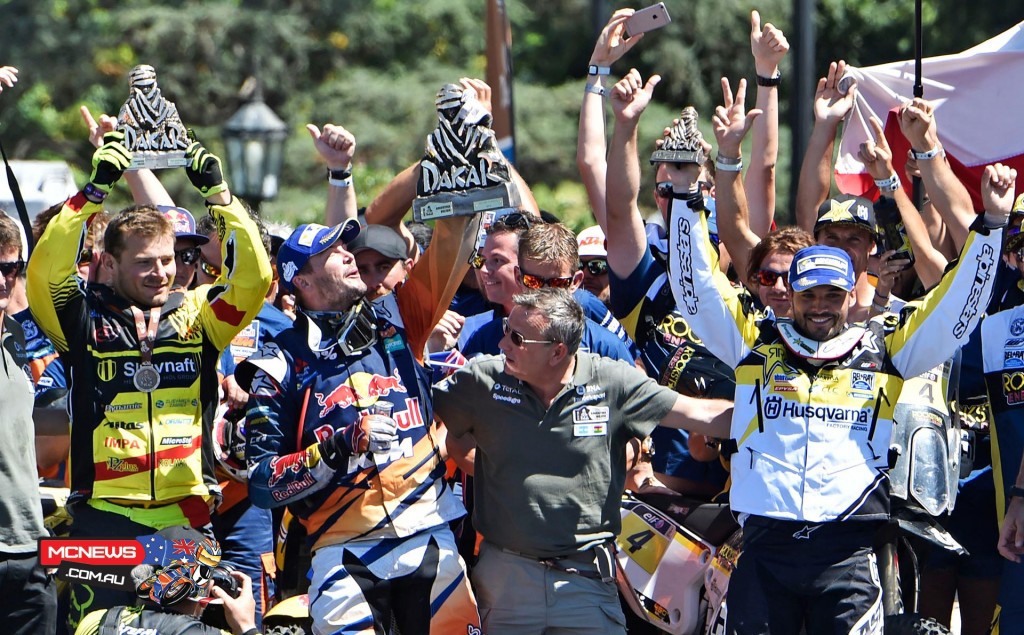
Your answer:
[222,78,288,209]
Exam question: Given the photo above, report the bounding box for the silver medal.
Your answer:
[133,362,161,393]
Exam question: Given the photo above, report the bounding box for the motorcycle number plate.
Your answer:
[616,509,672,574]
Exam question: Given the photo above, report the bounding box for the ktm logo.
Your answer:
[97,359,117,383]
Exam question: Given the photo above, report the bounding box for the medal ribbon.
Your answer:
[130,306,161,364]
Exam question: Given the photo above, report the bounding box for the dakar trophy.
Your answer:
[116,65,190,170]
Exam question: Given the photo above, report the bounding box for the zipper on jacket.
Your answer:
[148,392,156,501]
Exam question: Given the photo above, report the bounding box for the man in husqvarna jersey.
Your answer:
[28,135,272,631]
[237,221,480,635]
[666,163,1015,633]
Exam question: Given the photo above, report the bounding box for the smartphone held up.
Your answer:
[625,3,672,38]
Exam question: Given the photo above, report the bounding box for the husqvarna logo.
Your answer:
[764,395,782,418]
[97,359,117,383]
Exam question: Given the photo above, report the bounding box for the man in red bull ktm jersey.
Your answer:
[237,220,480,634]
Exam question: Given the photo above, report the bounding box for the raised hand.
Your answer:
[610,68,661,124]
[898,98,940,152]
[0,66,18,93]
[750,10,789,76]
[857,116,895,180]
[307,124,356,170]
[80,105,119,149]
[88,131,132,196]
[981,163,1018,222]
[591,9,644,67]
[813,60,856,125]
[185,141,228,199]
[712,77,762,157]
[459,78,492,114]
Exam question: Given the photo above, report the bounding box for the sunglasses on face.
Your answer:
[754,269,789,287]
[502,317,556,347]
[520,270,574,290]
[580,259,608,276]
[198,257,221,278]
[175,247,201,266]
[0,260,24,277]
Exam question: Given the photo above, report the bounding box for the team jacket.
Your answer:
[666,202,1002,523]
[27,193,271,517]
[981,304,1024,509]
[240,224,468,551]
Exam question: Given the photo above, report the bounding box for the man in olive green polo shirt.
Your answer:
[434,288,731,634]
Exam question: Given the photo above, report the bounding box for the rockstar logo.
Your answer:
[818,198,859,225]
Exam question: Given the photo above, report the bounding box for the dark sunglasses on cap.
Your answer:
[175,247,201,266]
[198,257,221,278]
[520,270,574,290]
[0,260,24,277]
[753,268,788,287]
[502,317,556,347]
[580,259,609,276]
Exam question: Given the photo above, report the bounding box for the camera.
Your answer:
[210,564,240,598]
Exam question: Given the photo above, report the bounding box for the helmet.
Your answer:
[213,404,248,482]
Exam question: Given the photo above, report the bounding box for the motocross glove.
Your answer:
[318,414,399,470]
[87,131,132,199]
[185,141,229,198]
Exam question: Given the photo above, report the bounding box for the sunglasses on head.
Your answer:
[502,317,556,347]
[198,257,221,278]
[580,259,608,276]
[520,270,574,290]
[754,268,788,287]
[0,260,24,277]
[497,212,534,230]
[175,247,201,266]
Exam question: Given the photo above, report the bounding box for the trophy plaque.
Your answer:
[117,65,190,170]
[413,83,521,222]
[650,106,708,166]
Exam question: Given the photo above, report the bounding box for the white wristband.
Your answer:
[911,145,944,161]
[874,173,901,192]
[584,83,606,97]
[329,176,353,188]
[715,159,742,173]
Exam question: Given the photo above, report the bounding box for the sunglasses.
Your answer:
[502,317,556,347]
[469,250,485,270]
[494,211,535,231]
[198,257,221,278]
[0,260,24,277]
[580,259,608,276]
[655,180,711,199]
[753,269,789,287]
[175,247,201,266]
[78,247,93,265]
[520,270,574,290]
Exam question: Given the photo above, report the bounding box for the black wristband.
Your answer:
[240,628,261,635]
[328,166,352,181]
[1009,485,1024,500]
[755,71,782,87]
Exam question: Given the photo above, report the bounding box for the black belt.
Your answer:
[499,542,616,582]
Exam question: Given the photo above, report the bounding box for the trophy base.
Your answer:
[128,151,188,171]
[413,182,522,222]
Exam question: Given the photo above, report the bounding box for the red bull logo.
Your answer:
[267,453,306,487]
[315,371,407,418]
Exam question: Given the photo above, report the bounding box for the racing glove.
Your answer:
[87,131,132,199]
[317,414,399,469]
[185,141,229,198]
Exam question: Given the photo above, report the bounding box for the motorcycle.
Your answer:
[617,359,965,634]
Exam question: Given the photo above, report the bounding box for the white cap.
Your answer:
[577,225,607,258]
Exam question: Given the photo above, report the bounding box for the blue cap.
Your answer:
[277,220,361,291]
[158,205,209,245]
[789,246,856,293]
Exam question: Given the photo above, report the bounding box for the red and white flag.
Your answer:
[836,21,1024,207]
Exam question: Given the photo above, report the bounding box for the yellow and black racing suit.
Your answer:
[27,192,271,528]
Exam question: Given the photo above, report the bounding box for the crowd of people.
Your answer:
[1,6,1023,635]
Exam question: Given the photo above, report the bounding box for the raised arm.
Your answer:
[897,98,976,251]
[577,9,643,231]
[80,105,175,206]
[660,395,734,439]
[711,77,763,285]
[887,164,1013,379]
[858,116,948,289]
[744,10,788,234]
[795,61,856,232]
[310,123,359,226]
[606,69,661,278]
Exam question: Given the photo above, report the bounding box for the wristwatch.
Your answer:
[1009,485,1024,500]
[588,65,611,76]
